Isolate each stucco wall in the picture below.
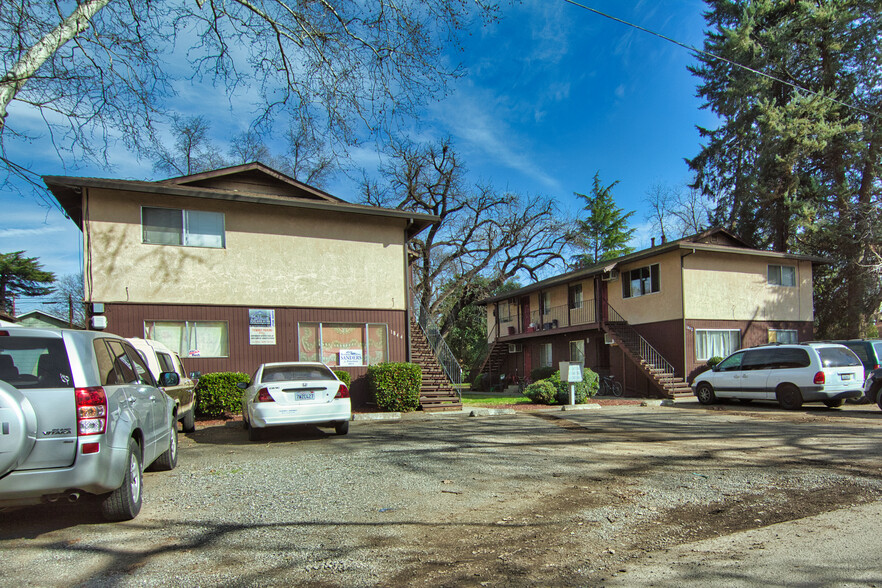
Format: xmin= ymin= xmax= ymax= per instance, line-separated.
xmin=683 ymin=252 xmax=813 ymax=322
xmin=83 ymin=188 xmax=408 ymax=309
xmin=608 ymin=250 xmax=684 ymax=325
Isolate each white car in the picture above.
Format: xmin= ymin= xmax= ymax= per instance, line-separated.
xmin=693 ymin=343 xmax=864 ymax=409
xmin=239 ymin=362 xmax=351 ymax=441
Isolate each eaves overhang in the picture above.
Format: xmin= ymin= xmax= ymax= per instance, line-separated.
xmin=42 ymin=175 xmax=439 ymax=239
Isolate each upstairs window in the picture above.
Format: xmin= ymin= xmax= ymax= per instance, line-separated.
xmin=540 ymin=291 xmax=551 ymax=314
xmin=568 ymin=284 xmax=583 ymax=309
xmin=768 ymin=264 xmax=796 ymax=287
xmin=142 ymin=207 xmax=225 ymax=248
xmin=622 ymin=264 xmax=660 ymax=298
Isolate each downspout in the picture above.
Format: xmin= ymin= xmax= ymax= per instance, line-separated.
xmin=404 ymin=220 xmax=414 ymax=363
xmin=680 ymin=248 xmax=696 ymax=380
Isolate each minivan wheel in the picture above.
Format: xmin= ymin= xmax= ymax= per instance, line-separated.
xmin=823 ymin=399 xmax=844 ymax=408
xmin=696 ymin=383 xmax=716 ymax=405
xmin=777 ymin=384 xmax=803 ymax=410
xmin=101 ymin=438 xmax=143 ymax=521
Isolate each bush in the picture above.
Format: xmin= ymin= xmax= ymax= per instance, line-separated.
xmin=706 ymin=356 xmax=724 ymax=368
xmin=368 ymin=363 xmax=422 ymax=412
xmin=195 ymin=372 xmax=250 ymax=418
xmin=524 ymin=379 xmax=557 ymax=404
xmin=470 ymin=373 xmax=490 ymax=392
xmin=530 ymin=366 xmax=557 ymax=382
xmin=333 ymin=369 xmax=352 ymax=388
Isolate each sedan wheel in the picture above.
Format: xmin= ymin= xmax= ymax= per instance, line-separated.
xmin=823 ymin=399 xmax=844 ymax=408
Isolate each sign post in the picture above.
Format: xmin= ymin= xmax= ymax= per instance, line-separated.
xmin=559 ymin=361 xmax=584 ymax=405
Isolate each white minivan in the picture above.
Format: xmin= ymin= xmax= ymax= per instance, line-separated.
xmin=693 ymin=343 xmax=864 ymax=409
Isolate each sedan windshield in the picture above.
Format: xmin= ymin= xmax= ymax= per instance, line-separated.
xmin=261 ymin=365 xmax=335 ymax=382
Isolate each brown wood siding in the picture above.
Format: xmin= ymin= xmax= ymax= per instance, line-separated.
xmin=684 ymin=319 xmax=813 ymax=383
xmin=102 ymin=303 xmax=406 ymax=407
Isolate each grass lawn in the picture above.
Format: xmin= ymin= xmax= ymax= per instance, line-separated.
xmin=460 ymin=393 xmax=533 ymax=406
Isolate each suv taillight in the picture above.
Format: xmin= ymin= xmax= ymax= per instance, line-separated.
xmin=814 ymin=371 xmax=826 ymax=385
xmin=256 ymin=388 xmax=274 ymax=402
xmin=335 ymin=383 xmax=349 ymax=399
xmin=76 ymin=386 xmax=107 ymax=435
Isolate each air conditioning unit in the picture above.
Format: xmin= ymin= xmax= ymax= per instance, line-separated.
xmin=601 ymin=269 xmax=620 ymax=282
xmin=508 ymin=343 xmax=523 ymax=353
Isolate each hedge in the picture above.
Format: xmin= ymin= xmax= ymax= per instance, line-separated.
xmin=195 ymin=372 xmax=250 ymax=418
xmin=368 ymin=362 xmax=422 ymax=412
xmin=333 ymin=369 xmax=352 ymax=388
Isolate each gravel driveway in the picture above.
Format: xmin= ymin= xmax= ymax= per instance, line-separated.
xmin=1 ymin=402 xmax=881 ymax=586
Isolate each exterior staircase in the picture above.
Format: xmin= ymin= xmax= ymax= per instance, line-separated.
xmin=409 ymin=317 xmax=463 ymax=412
xmin=477 ymin=339 xmax=507 ymax=386
xmin=603 ymin=306 xmax=693 ymax=398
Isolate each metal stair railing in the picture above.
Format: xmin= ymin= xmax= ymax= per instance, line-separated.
xmin=410 ymin=290 xmax=464 ymax=394
xmin=606 ymin=304 xmax=677 ymax=380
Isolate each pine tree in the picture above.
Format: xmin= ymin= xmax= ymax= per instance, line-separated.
xmin=689 ymin=0 xmax=882 ymax=338
xmin=571 ymin=173 xmax=636 ymax=267
xmin=0 ymin=251 xmax=55 ymax=314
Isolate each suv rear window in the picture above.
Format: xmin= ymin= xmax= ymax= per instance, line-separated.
xmin=0 ymin=337 xmax=73 ymax=389
xmin=818 ymin=347 xmax=862 ymax=368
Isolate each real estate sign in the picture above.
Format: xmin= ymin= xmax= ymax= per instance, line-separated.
xmin=248 ymin=309 xmax=276 ymax=345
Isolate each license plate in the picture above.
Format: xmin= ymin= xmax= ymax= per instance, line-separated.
xmin=841 ymin=374 xmax=853 ymax=381
xmin=295 ymin=391 xmax=314 ymax=401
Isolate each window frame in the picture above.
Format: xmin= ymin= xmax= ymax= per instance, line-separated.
xmin=694 ymin=328 xmax=742 ymax=361
xmin=768 ymin=264 xmax=796 ymax=287
xmin=569 ymin=339 xmax=585 ymax=366
xmin=768 ymin=329 xmax=798 ymax=344
xmin=539 ymin=343 xmax=553 ymax=368
xmin=622 ymin=263 xmax=660 ymax=299
xmin=144 ymin=320 xmax=230 ymax=358
xmin=141 ymin=206 xmax=226 ymax=249
xmin=296 ymin=322 xmax=389 ymax=367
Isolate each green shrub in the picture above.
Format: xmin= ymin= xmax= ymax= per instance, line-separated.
xmin=368 ymin=363 xmax=422 ymax=412
xmin=524 ymin=379 xmax=557 ymax=404
xmin=333 ymin=369 xmax=352 ymax=388
xmin=195 ymin=372 xmax=250 ymax=418
xmin=706 ymin=356 xmax=724 ymax=368
xmin=548 ymin=370 xmax=597 ymax=404
xmin=470 ymin=373 xmax=490 ymax=392
xmin=530 ymin=366 xmax=557 ymax=382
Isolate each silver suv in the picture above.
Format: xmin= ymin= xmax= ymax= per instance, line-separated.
xmin=693 ymin=343 xmax=864 ymax=409
xmin=0 ymin=327 xmax=179 ymax=520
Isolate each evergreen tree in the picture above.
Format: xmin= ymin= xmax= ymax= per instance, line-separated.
xmin=689 ymin=0 xmax=882 ymax=338
xmin=571 ymin=173 xmax=636 ymax=267
xmin=0 ymin=251 xmax=55 ymax=314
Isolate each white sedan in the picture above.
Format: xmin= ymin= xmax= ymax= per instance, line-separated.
xmin=239 ymin=362 xmax=351 ymax=441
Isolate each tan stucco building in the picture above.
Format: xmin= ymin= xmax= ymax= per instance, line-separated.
xmin=44 ymin=163 xmax=442 ymax=406
xmin=480 ymin=229 xmax=822 ymax=397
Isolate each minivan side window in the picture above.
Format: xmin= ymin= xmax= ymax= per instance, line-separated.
xmin=716 ymin=352 xmax=744 ymax=372
xmin=741 ymin=350 xmax=771 ymax=371
xmin=768 ymin=348 xmax=811 ymax=369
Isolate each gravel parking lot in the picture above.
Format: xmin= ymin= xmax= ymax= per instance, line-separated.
xmin=1 ymin=401 xmax=881 ymax=587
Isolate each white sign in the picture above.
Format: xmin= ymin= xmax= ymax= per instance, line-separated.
xmin=339 ymin=350 xmax=363 ymax=367
xmin=249 ymin=326 xmax=276 ymax=345
xmin=559 ymin=361 xmax=583 ymax=382
xmin=248 ymin=309 xmax=276 ymax=345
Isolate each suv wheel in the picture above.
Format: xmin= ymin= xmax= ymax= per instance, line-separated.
xmin=181 ymin=408 xmax=196 ymax=433
xmin=150 ymin=422 xmax=178 ymax=471
xmin=101 ymin=438 xmax=143 ymax=521
xmin=776 ymin=384 xmax=803 ymax=410
xmin=696 ymin=383 xmax=716 ymax=405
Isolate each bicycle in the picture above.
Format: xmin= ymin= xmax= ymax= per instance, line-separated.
xmin=598 ymin=374 xmax=623 ymax=397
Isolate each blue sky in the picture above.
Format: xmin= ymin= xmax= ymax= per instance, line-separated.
xmin=1 ymin=0 xmax=716 ymax=310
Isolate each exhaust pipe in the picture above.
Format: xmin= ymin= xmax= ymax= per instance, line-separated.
xmin=67 ymin=491 xmax=80 ymax=503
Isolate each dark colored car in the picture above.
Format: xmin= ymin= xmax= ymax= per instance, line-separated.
xmin=829 ymin=340 xmax=882 ymax=403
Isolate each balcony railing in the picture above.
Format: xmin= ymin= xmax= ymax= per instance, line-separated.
xmin=497 ymin=300 xmax=596 ymax=336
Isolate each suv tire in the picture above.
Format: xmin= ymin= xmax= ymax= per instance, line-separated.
xmin=776 ymin=384 xmax=803 ymax=410
xmin=149 ymin=423 xmax=178 ymax=472
xmin=181 ymin=408 xmax=196 ymax=433
xmin=696 ymin=383 xmax=716 ymax=405
xmin=101 ymin=438 xmax=143 ymax=521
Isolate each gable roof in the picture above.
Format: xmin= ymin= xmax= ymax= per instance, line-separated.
xmin=43 ymin=163 xmax=438 ymax=239
xmin=480 ymin=227 xmax=827 ymax=304
xmin=16 ymin=310 xmax=71 ymax=327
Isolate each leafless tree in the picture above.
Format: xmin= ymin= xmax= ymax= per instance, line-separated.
xmin=152 ymin=115 xmax=228 ymax=176
xmin=644 ymin=181 xmax=713 ymax=240
xmin=0 ymin=0 xmax=499 ymax=188
xmin=363 ymin=139 xmax=570 ymax=336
